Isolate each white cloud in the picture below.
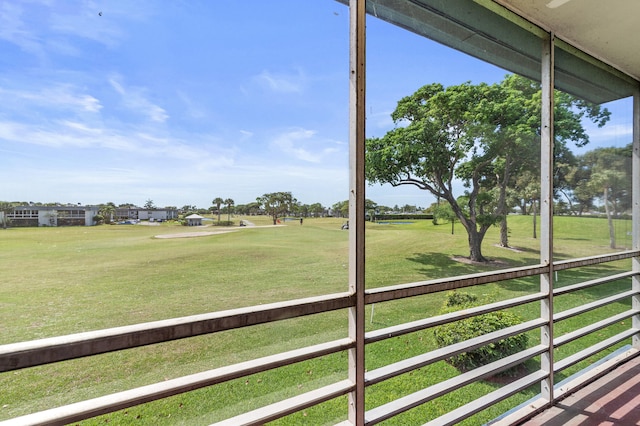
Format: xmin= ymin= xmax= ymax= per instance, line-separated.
xmin=254 ymin=69 xmax=305 ymax=94
xmin=0 ymin=0 xmax=134 ymax=62
xmin=271 ymin=128 xmax=344 ymax=163
xmin=176 ymin=90 xmax=207 ymax=120
xmin=109 ymin=77 xmax=169 ymax=123
xmin=0 ymin=84 xmax=102 ymax=113
xmin=0 ymin=2 xmax=42 ymax=56
xmin=587 ymin=123 xmax=632 ymax=141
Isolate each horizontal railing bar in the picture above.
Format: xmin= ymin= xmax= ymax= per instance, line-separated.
xmin=366 ymin=319 xmax=546 ymax=386
xmin=0 ymin=338 xmax=355 ymax=426
xmin=422 ymin=369 xmax=548 ymax=426
xmin=3 ymin=250 xmax=636 ymax=425
xmin=554 ymin=271 xmax=637 ymax=296
xmin=365 ymin=293 xmax=545 ymax=344
xmin=366 ymin=264 xmax=548 ymax=304
xmin=554 ymin=289 xmax=638 ymax=323
xmin=553 ymin=250 xmax=640 ymax=272
xmin=211 ymin=379 xmax=354 ymax=426
xmin=0 ymin=292 xmax=354 ymax=372
xmin=365 ymin=345 xmax=547 ymax=425
xmin=554 ymin=310 xmax=639 ymax=348
xmin=554 ymin=328 xmax=639 ymax=373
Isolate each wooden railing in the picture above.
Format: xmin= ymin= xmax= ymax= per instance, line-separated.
xmin=2 ymin=250 xmax=639 ymax=425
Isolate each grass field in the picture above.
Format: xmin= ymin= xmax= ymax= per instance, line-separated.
xmin=0 ymin=214 xmax=634 ymax=424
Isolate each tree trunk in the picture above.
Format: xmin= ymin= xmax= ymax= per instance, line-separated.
xmin=445 ymin=182 xmax=488 ymax=263
xmin=467 ymin=227 xmax=487 ymax=262
xmin=532 ymin=198 xmax=537 ymax=239
xmin=604 ymin=188 xmax=616 ymax=249
xmin=499 ymin=218 xmax=509 ymax=247
xmin=497 ymin=154 xmax=511 ymax=248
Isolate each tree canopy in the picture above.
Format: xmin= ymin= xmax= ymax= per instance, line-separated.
xmin=257 ymin=192 xmax=297 ymax=225
xmin=365 ymin=74 xmax=609 ymax=262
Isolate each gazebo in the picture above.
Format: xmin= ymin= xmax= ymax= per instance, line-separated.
xmin=184 ymin=214 xmax=203 ymax=227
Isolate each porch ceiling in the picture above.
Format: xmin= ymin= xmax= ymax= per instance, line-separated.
xmin=495 ymin=0 xmax=640 ymax=84
xmin=342 ymin=0 xmax=639 ymax=104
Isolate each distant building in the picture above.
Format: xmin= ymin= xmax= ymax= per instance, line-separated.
xmin=115 ymin=207 xmax=179 ymax=222
xmin=184 ymin=214 xmax=204 ymax=226
xmin=1 ymin=205 xmax=100 ymax=227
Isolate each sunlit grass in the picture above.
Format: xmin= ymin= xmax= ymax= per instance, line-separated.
xmin=0 ymin=214 xmax=633 ymax=424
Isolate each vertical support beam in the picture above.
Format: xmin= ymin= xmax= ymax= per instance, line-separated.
xmin=632 ymin=86 xmax=640 ymax=348
xmin=348 ymin=0 xmax=366 ymax=424
xmin=540 ymin=32 xmax=555 ymax=403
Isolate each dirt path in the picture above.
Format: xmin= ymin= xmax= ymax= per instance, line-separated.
xmin=154 ymin=222 xmax=281 ymax=239
xmin=154 ymin=229 xmax=237 ymax=239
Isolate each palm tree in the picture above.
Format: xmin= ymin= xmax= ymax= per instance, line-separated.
xmin=213 ymin=197 xmax=224 ymax=223
xmin=99 ymin=202 xmax=116 ymax=224
xmin=224 ymin=198 xmax=234 ymax=222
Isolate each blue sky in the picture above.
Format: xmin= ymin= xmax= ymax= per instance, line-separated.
xmin=0 ymin=1 xmax=632 ymax=210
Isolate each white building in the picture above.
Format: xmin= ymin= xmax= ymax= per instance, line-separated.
xmin=115 ymin=207 xmax=179 ymax=222
xmin=1 ymin=205 xmax=100 ymax=227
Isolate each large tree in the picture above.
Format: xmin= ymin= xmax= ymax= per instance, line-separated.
xmin=257 ymin=192 xmax=296 ymax=225
xmin=365 ymin=75 xmax=608 ymax=262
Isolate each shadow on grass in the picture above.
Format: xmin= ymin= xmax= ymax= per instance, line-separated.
xmin=405 ymin=248 xmax=633 ymax=307
xmin=406 ymin=249 xmax=539 ymax=279
xmin=406 ymin=252 xmax=488 ymax=278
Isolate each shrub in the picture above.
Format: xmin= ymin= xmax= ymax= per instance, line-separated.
xmin=433 ymin=291 xmax=529 ymax=374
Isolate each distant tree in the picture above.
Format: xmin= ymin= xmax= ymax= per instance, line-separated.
xmin=433 ymin=202 xmax=457 ymax=234
xmin=99 ymin=202 xmax=116 ymax=224
xmin=331 ymin=199 xmax=377 ymax=218
xmin=144 ymin=199 xmax=155 ymax=209
xmin=257 ymin=192 xmax=296 ymax=225
xmin=512 ymin=170 xmax=540 ymax=238
xmin=246 ymin=201 xmax=262 ymax=215
xmin=582 ymin=145 xmax=631 ymax=249
xmin=332 ymin=200 xmax=349 ymax=218
xmin=365 ymin=199 xmax=378 ymax=213
xmin=212 ymin=197 xmax=224 ymax=223
xmin=224 ymin=198 xmax=234 ymax=222
xmin=309 ymin=202 xmax=325 ymax=217
xmin=0 ymin=202 xmax=16 ymax=229
xmin=236 ymin=202 xmax=262 ymax=216
xmin=297 ymin=203 xmax=310 ymax=218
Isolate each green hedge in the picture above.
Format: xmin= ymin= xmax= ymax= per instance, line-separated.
xmin=373 ymin=214 xmax=433 ymax=221
xmin=433 ymin=292 xmax=529 ymax=375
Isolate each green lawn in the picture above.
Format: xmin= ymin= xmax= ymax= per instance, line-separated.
xmin=0 ymin=215 xmax=634 ymax=424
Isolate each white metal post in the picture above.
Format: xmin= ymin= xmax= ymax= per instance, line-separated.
xmin=348 ymin=0 xmax=366 ymax=423
xmin=540 ymin=32 xmax=555 ymax=403
xmin=632 ymin=87 xmax=640 ymax=348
